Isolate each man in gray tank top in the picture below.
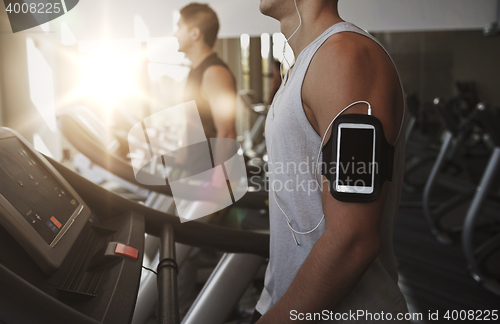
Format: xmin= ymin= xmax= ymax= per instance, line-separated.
xmin=252 ymin=1 xmax=409 ymax=323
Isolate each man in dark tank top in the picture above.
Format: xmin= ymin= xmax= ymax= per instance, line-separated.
xmin=174 ymin=3 xmax=237 ymax=142
xmin=172 ymin=5 xmax=238 ymax=313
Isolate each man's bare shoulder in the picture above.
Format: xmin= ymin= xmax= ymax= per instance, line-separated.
xmin=322 ymin=32 xmax=374 ymax=61
xmin=303 ymin=31 xmax=403 ymax=142
xmin=202 ymin=65 xmax=234 ymax=86
xmin=201 ymin=64 xmax=235 ymax=102
xmin=309 ymin=32 xmax=396 ymax=86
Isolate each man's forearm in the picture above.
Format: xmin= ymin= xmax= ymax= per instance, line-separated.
xmin=258 ymin=232 xmax=379 ymax=323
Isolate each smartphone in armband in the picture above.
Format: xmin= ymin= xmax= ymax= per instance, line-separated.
xmin=322 ymin=114 xmax=394 ymax=203
xmin=336 ymin=123 xmax=376 ymax=194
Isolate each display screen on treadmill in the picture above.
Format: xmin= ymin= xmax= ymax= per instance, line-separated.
xmin=0 ymin=137 xmax=80 ymax=245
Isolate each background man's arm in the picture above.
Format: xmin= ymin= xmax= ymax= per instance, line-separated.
xmin=201 ymin=65 xmax=237 ymax=187
xmin=202 ymin=65 xmax=237 ymax=139
xmin=257 ymin=34 xmax=403 ymax=323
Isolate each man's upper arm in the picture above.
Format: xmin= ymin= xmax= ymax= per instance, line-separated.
xmin=302 ymin=34 xmax=403 ymax=253
xmin=202 ymin=65 xmax=237 ymax=138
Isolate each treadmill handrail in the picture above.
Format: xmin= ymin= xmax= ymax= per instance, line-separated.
xmin=46 ymin=155 xmax=270 ymax=258
xmin=158 ymin=224 xmax=180 ymax=324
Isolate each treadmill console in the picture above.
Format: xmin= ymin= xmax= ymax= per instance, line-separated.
xmin=0 ymin=127 xmax=145 ymax=324
xmin=0 ymin=128 xmax=89 ymax=275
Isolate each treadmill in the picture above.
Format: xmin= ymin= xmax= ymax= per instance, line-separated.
xmin=57 ymin=105 xmax=270 ymax=324
xmin=0 ymin=127 xmax=269 ymax=324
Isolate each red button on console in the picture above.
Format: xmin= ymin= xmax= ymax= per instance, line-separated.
xmin=114 ymin=243 xmax=139 ymax=259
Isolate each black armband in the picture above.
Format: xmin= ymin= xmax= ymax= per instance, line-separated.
xmin=321 ymin=114 xmax=394 ymax=203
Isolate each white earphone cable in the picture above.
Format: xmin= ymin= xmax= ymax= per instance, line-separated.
xmin=280 ymin=0 xmax=302 ymax=82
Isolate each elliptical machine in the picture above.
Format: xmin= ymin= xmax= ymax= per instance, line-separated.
xmin=462 ymin=103 xmax=500 ymax=296
xmin=421 ymin=96 xmax=485 ymax=245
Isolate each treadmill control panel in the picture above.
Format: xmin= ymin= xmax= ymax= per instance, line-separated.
xmin=0 ymin=128 xmax=146 ymax=324
xmin=0 ymin=128 xmax=89 ymax=274
xmin=0 ymin=137 xmax=80 ymax=245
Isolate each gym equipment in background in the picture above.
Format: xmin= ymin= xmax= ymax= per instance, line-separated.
xmin=238 ymin=90 xmax=268 ymax=178
xmin=462 ymin=103 xmax=500 ymax=296
xmin=422 ymin=97 xmax=486 ymax=245
xmin=403 ymin=93 xmax=441 ymax=193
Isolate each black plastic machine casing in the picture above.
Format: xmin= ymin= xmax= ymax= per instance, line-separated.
xmin=0 ymin=128 xmax=145 ymax=324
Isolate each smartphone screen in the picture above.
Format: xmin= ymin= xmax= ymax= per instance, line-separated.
xmin=336 ymin=124 xmax=375 ymax=193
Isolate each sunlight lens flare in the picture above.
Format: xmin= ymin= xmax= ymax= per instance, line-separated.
xmin=78 ymin=41 xmax=142 ymax=109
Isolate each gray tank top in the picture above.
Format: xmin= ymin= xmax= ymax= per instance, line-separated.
xmin=256 ymin=22 xmax=409 ymax=323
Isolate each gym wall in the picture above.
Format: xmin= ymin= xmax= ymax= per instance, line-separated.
xmin=374 ymin=30 xmax=500 ymax=109
xmin=8 ymin=0 xmax=495 ymax=41
xmin=0 ymin=67 xmax=3 ymax=127
xmin=340 ymin=0 xmax=498 ymax=33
